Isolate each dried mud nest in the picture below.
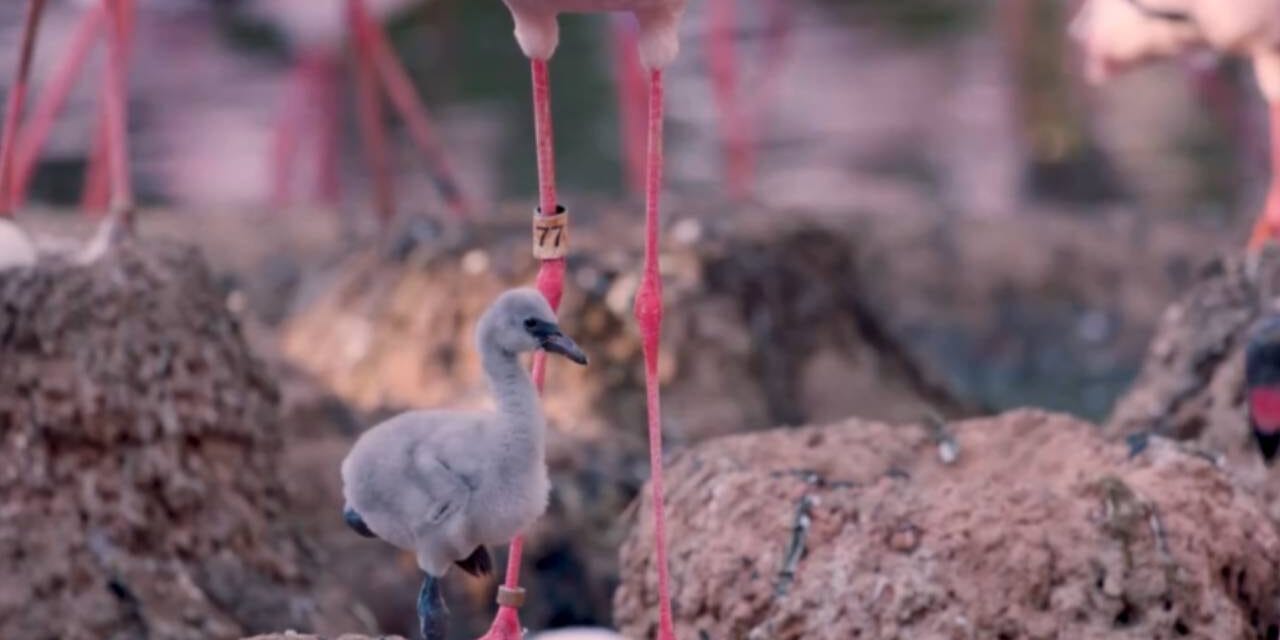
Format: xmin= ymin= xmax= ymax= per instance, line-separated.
xmin=616 ymin=410 xmax=1280 ymax=639
xmin=0 ymin=241 xmax=358 ymax=639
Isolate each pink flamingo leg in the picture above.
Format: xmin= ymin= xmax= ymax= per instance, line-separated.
xmin=101 ymin=0 xmax=135 ymax=230
xmin=11 ymin=4 xmax=103 ymax=209
xmin=310 ymin=54 xmax=344 ymax=206
xmin=1187 ymin=60 xmax=1261 ymax=172
xmin=1248 ymin=103 xmax=1280 ymax=251
xmin=635 ymin=68 xmax=676 ymax=640
xmin=611 ymin=15 xmax=647 ymax=196
xmin=478 ymin=56 xmax=560 ymax=640
xmin=82 ymin=105 xmax=110 ymax=216
xmin=360 ymin=9 xmax=471 ymax=218
xmin=530 ymin=58 xmax=564 ymax=367
xmin=0 ymin=0 xmax=48 ymax=218
xmin=270 ymin=55 xmax=309 ymax=209
xmin=348 ymin=0 xmax=396 ymax=227
xmin=749 ymin=0 xmax=791 ymax=126
xmin=707 ymin=0 xmax=752 ymax=200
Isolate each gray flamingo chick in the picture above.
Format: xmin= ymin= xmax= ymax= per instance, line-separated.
xmin=340 ymin=288 xmax=588 ymax=640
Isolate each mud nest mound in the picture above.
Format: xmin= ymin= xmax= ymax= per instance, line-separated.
xmin=1105 ymin=247 xmax=1280 ymax=514
xmin=1105 ymin=249 xmax=1280 ymax=445
xmin=0 ymin=241 xmax=357 ymax=639
xmin=616 ymin=410 xmax=1280 ymax=639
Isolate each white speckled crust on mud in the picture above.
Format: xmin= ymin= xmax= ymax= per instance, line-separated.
xmin=616 ymin=409 xmax=1280 ymax=639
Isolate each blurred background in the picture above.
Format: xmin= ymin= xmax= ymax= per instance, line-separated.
xmin=1 ymin=0 xmax=1264 ymax=418
xmin=0 ymin=0 xmax=1270 ymax=637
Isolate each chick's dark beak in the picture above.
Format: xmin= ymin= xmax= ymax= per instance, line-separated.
xmin=528 ymin=319 xmax=589 ymax=365
xmin=542 ymin=333 xmax=589 ymax=365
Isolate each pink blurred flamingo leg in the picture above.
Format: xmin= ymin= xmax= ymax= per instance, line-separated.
xmin=11 ymin=4 xmax=103 ymax=209
xmin=0 ymin=0 xmax=48 ymax=218
xmin=611 ymin=14 xmax=647 ymax=195
xmin=99 ymin=0 xmax=135 ymax=234
xmin=309 ymin=53 xmax=344 ymax=207
xmin=1186 ymin=58 xmax=1261 ymax=171
xmin=748 ymin=0 xmax=792 ymax=126
xmin=269 ymin=55 xmax=309 ymax=209
xmin=82 ymin=104 xmax=110 ymax=216
xmin=1248 ymin=103 xmax=1280 ymax=251
xmin=477 ymin=56 xmax=560 ymax=640
xmin=359 ymin=8 xmax=471 ymax=218
xmin=348 ymin=0 xmax=396 ymax=227
xmin=707 ymin=0 xmax=751 ymax=200
xmin=635 ymin=67 xmax=676 ymax=640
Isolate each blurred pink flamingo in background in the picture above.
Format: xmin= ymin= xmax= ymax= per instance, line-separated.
xmin=243 ymin=0 xmax=471 ymax=226
xmin=1071 ymin=0 xmax=1280 ymax=250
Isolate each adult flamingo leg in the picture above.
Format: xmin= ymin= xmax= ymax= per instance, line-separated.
xmin=749 ymin=0 xmax=792 ymax=125
xmin=348 ymin=0 xmax=396 ymax=227
xmin=360 ymin=9 xmax=471 ymax=218
xmin=635 ymin=68 xmax=676 ymax=640
xmin=477 ymin=57 xmax=561 ymax=640
xmin=310 ymin=54 xmax=344 ymax=207
xmin=100 ymin=0 xmax=136 ymax=235
xmin=10 ymin=4 xmax=103 ymax=209
xmin=269 ymin=55 xmax=310 ymax=209
xmin=611 ymin=15 xmax=647 ymax=195
xmin=1247 ymin=104 xmax=1280 ymax=251
xmin=707 ymin=0 xmax=752 ymax=200
xmin=82 ymin=107 xmax=110 ymax=216
xmin=0 ymin=0 xmax=49 ymax=217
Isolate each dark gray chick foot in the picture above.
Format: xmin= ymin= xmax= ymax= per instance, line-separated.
xmin=418 ymin=575 xmax=448 ymax=640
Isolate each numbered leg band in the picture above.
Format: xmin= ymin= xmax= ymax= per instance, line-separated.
xmin=496 ymin=585 xmax=527 ymax=608
xmin=533 ymin=205 xmax=568 ymax=260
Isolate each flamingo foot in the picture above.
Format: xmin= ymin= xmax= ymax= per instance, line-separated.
xmin=77 ymin=204 xmax=134 ymax=263
xmin=1247 ymin=191 xmax=1280 ymax=253
xmin=476 ymin=606 xmax=522 ymax=640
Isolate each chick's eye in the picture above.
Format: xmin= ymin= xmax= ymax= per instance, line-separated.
xmin=523 ymin=318 xmax=538 ymax=329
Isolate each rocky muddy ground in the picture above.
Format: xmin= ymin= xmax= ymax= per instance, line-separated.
xmin=0 ymin=241 xmax=365 ymax=639
xmin=0 ymin=203 xmax=1255 ymax=638
xmin=616 ymin=409 xmax=1280 ymax=639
